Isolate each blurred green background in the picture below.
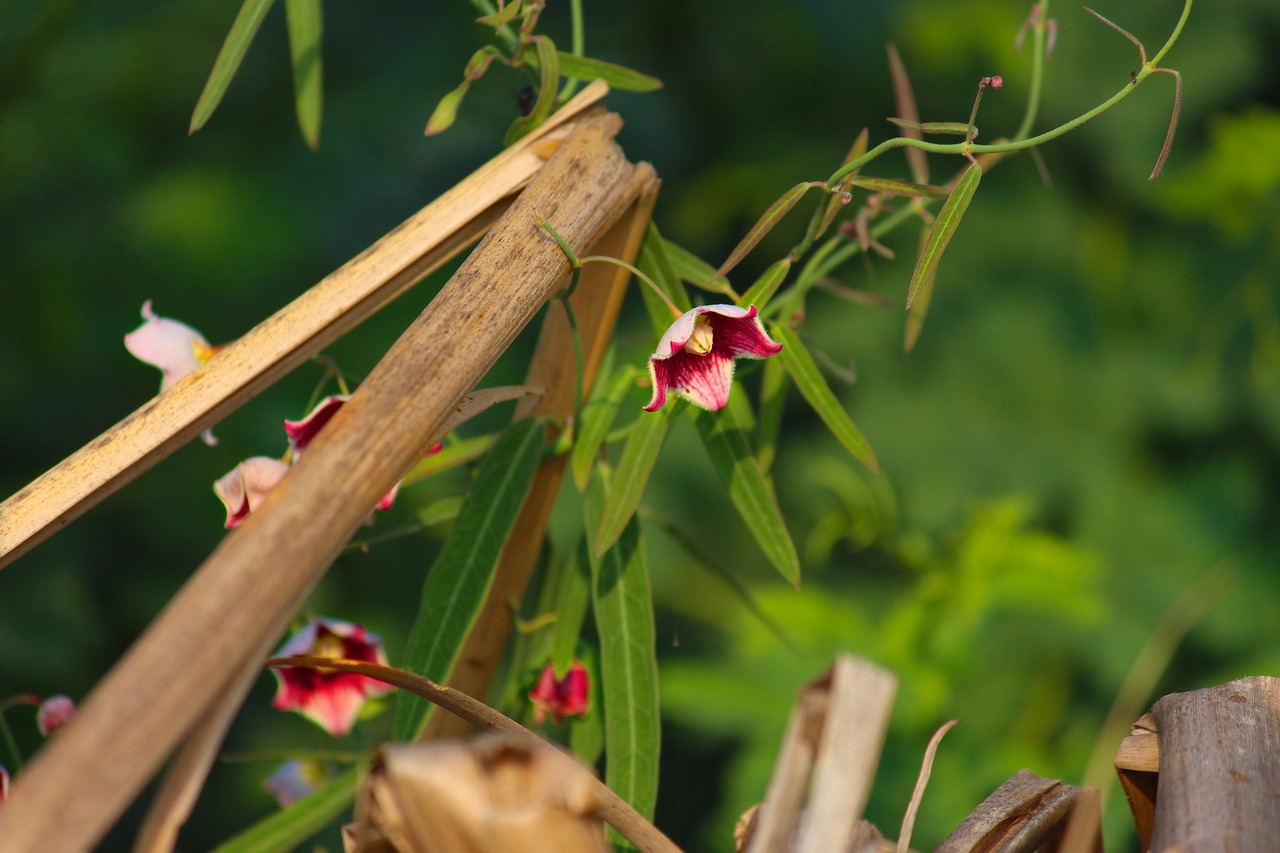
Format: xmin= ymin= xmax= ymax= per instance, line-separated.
xmin=3 ymin=0 xmax=1280 ymax=849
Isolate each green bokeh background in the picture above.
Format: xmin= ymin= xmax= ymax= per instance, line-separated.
xmin=3 ymin=0 xmax=1279 ymax=849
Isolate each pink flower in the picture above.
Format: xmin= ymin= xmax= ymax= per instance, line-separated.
xmin=529 ymin=661 xmax=590 ymax=725
xmin=263 ymin=760 xmax=333 ymax=807
xmin=644 ymin=305 xmax=783 ymax=412
xmin=0 ymin=764 xmax=9 ymax=803
xmin=213 ymin=456 xmax=291 ymax=529
xmin=35 ymin=695 xmax=76 ymax=736
xmin=270 ymin=618 xmax=393 ymax=737
xmin=124 ymin=300 xmax=220 ymax=445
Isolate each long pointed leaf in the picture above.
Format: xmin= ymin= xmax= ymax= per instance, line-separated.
xmin=585 ymin=473 xmax=659 ymax=831
xmin=190 ymin=0 xmax=278 ymax=134
xmin=211 ymin=767 xmax=358 ymax=853
xmin=285 ymin=0 xmax=322 ymax=149
xmin=505 ymin=35 xmax=559 ymax=144
xmin=557 ymin=52 xmax=662 ymax=92
xmin=425 ymin=46 xmax=502 ymax=136
xmin=593 ymin=407 xmax=670 ymax=557
xmin=904 ymin=225 xmax=936 ymax=353
xmin=664 ymin=239 xmax=733 ymax=297
xmin=756 ymin=354 xmax=789 ymax=473
xmin=636 ymin=225 xmax=692 ymax=333
xmin=572 ymin=363 xmax=638 ymax=491
xmin=905 ymin=162 xmax=981 ymax=309
xmin=713 ymin=182 xmax=821 ymax=283
xmin=394 ymin=419 xmax=546 ymax=741
xmin=848 ymin=176 xmax=948 ymax=199
xmin=773 ymin=324 xmax=878 ymax=472
xmin=695 ymin=405 xmax=801 ymax=587
xmin=738 ymin=257 xmax=791 ymax=311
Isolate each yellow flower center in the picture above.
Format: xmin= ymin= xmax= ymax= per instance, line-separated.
xmin=314 ymin=633 xmax=346 ymax=660
xmin=686 ymin=316 xmax=714 ymax=355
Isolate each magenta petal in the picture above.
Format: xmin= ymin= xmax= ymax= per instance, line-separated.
xmin=0 ymin=764 xmax=9 ymax=802
xmin=284 ymin=395 xmax=349 ymax=454
xmin=124 ymin=300 xmax=213 ymax=392
xmin=644 ymin=304 xmax=781 ymax=412
xmin=672 ymin=351 xmax=736 ymax=411
xmin=214 ymin=456 xmax=290 ymax=529
xmin=270 ymin=618 xmax=393 ymax=737
xmin=36 ymin=695 xmax=76 ymax=736
xmin=707 ymin=306 xmax=783 ymax=359
xmin=529 ymin=661 xmax=590 ymax=725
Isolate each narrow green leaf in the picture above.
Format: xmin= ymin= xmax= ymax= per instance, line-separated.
xmin=713 ymin=182 xmax=821 ymax=283
xmin=905 ymin=162 xmax=982 ymax=309
xmin=585 ymin=473 xmax=659 ymax=829
xmin=593 ymin=408 xmax=670 ymax=558
xmin=886 ymin=43 xmax=929 ymax=184
xmin=573 ymin=363 xmax=638 ymax=491
xmin=550 ymin=546 xmax=592 ymax=674
xmin=568 ymin=641 xmax=605 ymax=767
xmin=400 ymin=432 xmax=496 ymax=487
xmin=756 ymin=354 xmax=789 ymax=473
xmin=394 ymin=419 xmax=546 ymax=741
xmin=505 ymin=35 xmax=559 ymax=144
xmin=285 ymin=0 xmax=322 ymax=149
xmin=904 ymin=225 xmax=935 ymax=353
xmin=806 ymin=129 xmax=868 ymax=247
xmin=848 ymin=176 xmax=948 ymax=199
xmin=476 ymin=0 xmax=522 ymax=29
xmin=773 ymin=324 xmax=878 ymax=472
xmin=665 ymin=239 xmax=732 ymax=297
xmin=190 ymin=0 xmax=278 ymax=135
xmin=887 ymin=117 xmax=975 ymax=136
xmin=211 ymin=766 xmax=358 ymax=853
xmin=695 ymin=405 xmax=801 ymax=587
xmin=425 ymin=46 xmax=501 ymax=135
xmin=636 ymin=228 xmax=690 ymax=334
xmin=738 ymin=257 xmax=792 ymax=311
xmin=556 ymin=52 xmax=662 ymax=91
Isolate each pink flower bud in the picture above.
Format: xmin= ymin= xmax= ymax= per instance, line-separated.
xmin=36 ymin=694 xmax=76 ymax=736
xmin=529 ymin=661 xmax=590 ymax=725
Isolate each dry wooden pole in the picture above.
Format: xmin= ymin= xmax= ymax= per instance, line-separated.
xmin=0 ymin=81 xmax=608 ymax=571
xmin=425 ymin=171 xmax=660 ymax=741
xmin=935 ymin=769 xmax=1101 ymax=853
xmin=1113 ymin=712 xmax=1159 ymax=852
xmin=1148 ymin=676 xmax=1280 ymax=852
xmin=0 ymin=107 xmax=642 ymax=853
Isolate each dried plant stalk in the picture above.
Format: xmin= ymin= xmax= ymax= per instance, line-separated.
xmin=0 ymin=107 xmax=642 ymax=853
xmin=934 ymin=769 xmax=1101 ymax=852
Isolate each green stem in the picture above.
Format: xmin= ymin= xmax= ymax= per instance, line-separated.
xmin=1 ymin=710 xmax=23 ymax=773
xmin=466 ymin=0 xmax=519 ymax=52
xmin=561 ymin=296 xmax=585 ymax=445
xmin=1013 ymin=0 xmax=1049 ymax=141
xmin=558 ymin=0 xmax=585 ymax=101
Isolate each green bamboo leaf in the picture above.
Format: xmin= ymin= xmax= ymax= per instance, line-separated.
xmin=550 ymin=546 xmax=591 ymax=674
xmin=572 ymin=363 xmax=638 ymax=491
xmin=904 ymin=225 xmax=935 ymax=353
xmin=695 ymin=405 xmax=801 ymax=587
xmin=773 ymin=324 xmax=878 ymax=472
xmin=585 ymin=473 xmax=659 ymax=830
xmin=593 ymin=407 xmax=670 ymax=558
xmin=756 ymin=354 xmax=789 ymax=473
xmin=568 ymin=641 xmax=605 ymax=767
xmin=476 ymin=0 xmax=522 ymax=29
xmin=738 ymin=257 xmax=792 ymax=310
xmin=905 ymin=162 xmax=982 ymax=309
xmin=425 ymin=46 xmax=501 ymax=136
xmin=713 ymin=182 xmax=821 ymax=283
xmin=665 ymin=239 xmax=733 ymax=297
xmin=636 ymin=228 xmax=690 ymax=334
xmin=400 ymin=432 xmax=496 ymax=487
xmin=394 ymin=419 xmax=546 ymax=741
xmin=848 ymin=176 xmax=948 ymax=199
xmin=211 ymin=766 xmax=358 ymax=853
xmin=190 ymin=0 xmax=278 ymax=135
xmin=285 ymin=0 xmax=322 ymax=149
xmin=887 ymin=117 xmax=975 ymax=136
xmin=505 ymin=35 xmax=559 ymax=144
xmin=808 ymin=129 xmax=869 ymax=244
xmin=556 ymin=52 xmax=662 ymax=91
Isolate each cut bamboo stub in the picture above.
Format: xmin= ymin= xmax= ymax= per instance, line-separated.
xmin=0 ymin=106 xmax=646 ymax=853
xmin=0 ymin=79 xmax=610 ymax=571
xmin=934 ymin=770 xmax=1102 ymax=853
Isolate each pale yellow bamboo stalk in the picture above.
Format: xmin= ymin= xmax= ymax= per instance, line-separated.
xmin=0 ymin=107 xmax=640 ymax=853
xmin=0 ymin=80 xmax=609 ymax=571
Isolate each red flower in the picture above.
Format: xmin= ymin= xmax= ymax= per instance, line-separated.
xmin=269 ymin=618 xmax=393 ymax=737
xmin=35 ymin=695 xmax=76 ymax=736
xmin=644 ymin=305 xmax=782 ymax=412
xmin=529 ymin=661 xmax=590 ymax=725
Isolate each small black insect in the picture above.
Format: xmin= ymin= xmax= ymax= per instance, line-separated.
xmin=515 ymin=85 xmax=535 ymax=117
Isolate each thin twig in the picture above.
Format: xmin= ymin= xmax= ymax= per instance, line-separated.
xmin=1083 ymin=5 xmax=1147 ymax=65
xmin=1149 ymin=67 xmax=1183 ymax=179
xmin=896 ymin=719 xmax=958 ymax=853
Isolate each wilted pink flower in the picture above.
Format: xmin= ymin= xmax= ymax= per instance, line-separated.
xmin=644 ymin=305 xmax=783 ymax=412
xmin=35 ymin=694 xmax=76 ymax=736
xmin=124 ymin=300 xmax=221 ymax=445
xmin=213 ymin=456 xmax=291 ymax=529
xmin=270 ymin=617 xmax=393 ymax=737
xmin=263 ymin=759 xmax=333 ymax=807
xmin=529 ymin=661 xmax=590 ymax=725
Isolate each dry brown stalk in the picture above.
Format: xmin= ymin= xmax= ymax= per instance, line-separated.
xmin=0 ymin=79 xmax=608 ymax=571
xmin=1113 ymin=713 xmax=1158 ymax=851
xmin=0 ymin=105 xmax=645 ymax=853
xmin=934 ymin=769 xmax=1101 ymax=853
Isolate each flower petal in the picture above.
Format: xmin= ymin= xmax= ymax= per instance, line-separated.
xmin=706 ymin=305 xmax=782 ymax=359
xmin=214 ymin=456 xmax=290 ymax=529
xmin=644 ymin=304 xmax=781 ymax=412
xmin=124 ymin=300 xmax=214 ymax=393
xmin=270 ymin=618 xmax=393 ymax=737
xmin=284 ymin=395 xmax=349 ymax=454
xmin=36 ymin=695 xmax=76 ymax=736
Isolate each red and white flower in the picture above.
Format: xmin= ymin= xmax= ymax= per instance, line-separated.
xmin=528 ymin=660 xmax=590 ymax=725
xmin=269 ymin=618 xmax=393 ymax=737
xmin=124 ymin=300 xmax=221 ymax=445
xmin=644 ymin=304 xmax=782 ymax=412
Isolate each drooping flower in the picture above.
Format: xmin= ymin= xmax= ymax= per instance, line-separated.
xmin=124 ymin=300 xmax=221 ymax=445
xmin=213 ymin=456 xmax=291 ymax=529
xmin=263 ymin=759 xmax=334 ymax=807
xmin=269 ymin=617 xmax=393 ymax=737
xmin=528 ymin=661 xmax=590 ymax=725
xmin=644 ymin=304 xmax=783 ymax=413
xmin=35 ymin=694 xmax=76 ymax=736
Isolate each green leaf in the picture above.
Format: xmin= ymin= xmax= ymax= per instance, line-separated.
xmin=593 ymin=407 xmax=670 ymax=557
xmin=695 ymin=405 xmax=801 ymax=587
xmin=904 ymin=225 xmax=935 ymax=353
xmin=756 ymin=354 xmax=789 ymax=473
xmin=190 ymin=0 xmax=278 ymax=135
xmin=573 ymin=363 xmax=638 ymax=491
xmin=505 ymin=35 xmax=559 ymax=145
xmin=713 ymin=182 xmax=820 ymax=283
xmin=425 ymin=46 xmax=501 ymax=136
xmin=211 ymin=766 xmax=358 ymax=853
xmin=848 ymin=176 xmax=948 ymax=199
xmin=773 ymin=324 xmax=878 ymax=472
xmin=556 ymin=52 xmax=662 ymax=91
xmin=285 ymin=0 xmax=322 ymax=150
xmin=394 ymin=419 xmax=546 ymax=741
xmin=585 ymin=472 xmax=660 ymax=829
xmin=906 ymin=162 xmax=982 ymax=309
xmin=738 ymin=257 xmax=792 ymax=311
xmin=550 ymin=546 xmax=592 ymax=674
xmin=475 ymin=0 xmax=522 ymax=29
xmin=887 ymin=117 xmax=975 ymax=136
xmin=664 ymin=239 xmax=735 ymax=298
xmin=636 ymin=225 xmax=691 ymax=333
xmin=568 ymin=641 xmax=605 ymax=767
xmin=400 ymin=432 xmax=496 ymax=487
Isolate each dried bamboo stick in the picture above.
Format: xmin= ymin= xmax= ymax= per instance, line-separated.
xmin=0 ymin=80 xmax=609 ymax=571
xmin=0 ymin=107 xmax=640 ymax=853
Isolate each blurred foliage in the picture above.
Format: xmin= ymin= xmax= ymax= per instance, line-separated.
xmin=3 ymin=0 xmax=1280 ymax=851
